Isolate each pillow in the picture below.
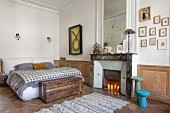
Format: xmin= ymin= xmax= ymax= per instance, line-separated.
xmin=14 ymin=63 xmax=33 ymax=71
xmin=33 ymin=63 xmax=47 ymax=70
xmin=45 ymin=62 xmax=55 ymax=69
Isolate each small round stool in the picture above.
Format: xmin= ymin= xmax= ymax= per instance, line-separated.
xmin=130 ymin=76 xmax=144 ymax=102
xmin=136 ymin=90 xmax=150 ymax=108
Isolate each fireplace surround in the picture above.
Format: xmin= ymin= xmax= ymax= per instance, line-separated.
xmin=90 ymin=53 xmax=134 ymax=98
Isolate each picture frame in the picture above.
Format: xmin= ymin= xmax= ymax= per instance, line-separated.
xmin=139 ymin=6 xmax=151 ymax=22
xmin=69 ymin=24 xmax=82 ymax=55
xmin=161 ymin=17 xmax=169 ymax=26
xmin=153 ymin=15 xmax=161 ymax=24
xmin=149 ymin=27 xmax=156 ymax=36
xmin=141 ymin=39 xmax=147 ymax=47
xmin=117 ymin=45 xmax=122 ymax=53
xmin=138 ymin=26 xmax=147 ymax=37
xmin=157 ymin=39 xmax=167 ymax=50
xmin=149 ymin=38 xmax=156 ymax=46
xmin=159 ymin=28 xmax=167 ymax=37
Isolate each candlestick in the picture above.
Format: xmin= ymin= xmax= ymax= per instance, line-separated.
xmin=111 ymin=85 xmax=113 ymax=90
xmin=107 ymin=84 xmax=110 ymax=90
xmin=114 ymin=84 xmax=117 ymax=90
xmin=117 ymin=86 xmax=120 ymax=91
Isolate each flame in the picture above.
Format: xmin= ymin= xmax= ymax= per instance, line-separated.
xmin=114 ymin=84 xmax=117 ymax=90
xmin=107 ymin=84 xmax=110 ymax=90
xmin=117 ymin=86 xmax=120 ymax=91
xmin=111 ymin=85 xmax=113 ymax=90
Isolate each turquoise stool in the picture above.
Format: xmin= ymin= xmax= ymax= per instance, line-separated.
xmin=130 ymin=76 xmax=144 ymax=102
xmin=136 ymin=90 xmax=150 ymax=108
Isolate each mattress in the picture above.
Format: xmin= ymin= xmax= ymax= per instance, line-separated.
xmin=22 ymin=87 xmax=39 ymax=101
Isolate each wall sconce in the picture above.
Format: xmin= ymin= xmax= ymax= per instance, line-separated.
xmin=15 ymin=33 xmax=21 ymax=40
xmin=47 ymin=37 xmax=52 ymax=42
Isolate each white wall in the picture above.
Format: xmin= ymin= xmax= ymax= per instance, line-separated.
xmin=138 ymin=0 xmax=170 ymax=66
xmin=0 ymin=0 xmax=59 ymax=59
xmin=59 ymin=0 xmax=96 ymax=61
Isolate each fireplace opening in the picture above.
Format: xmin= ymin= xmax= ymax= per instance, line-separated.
xmin=103 ymin=69 xmax=121 ymax=94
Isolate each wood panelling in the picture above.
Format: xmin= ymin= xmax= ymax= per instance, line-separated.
xmin=0 ymin=59 xmax=2 ymax=73
xmin=138 ymin=65 xmax=170 ymax=103
xmin=54 ymin=60 xmax=91 ymax=84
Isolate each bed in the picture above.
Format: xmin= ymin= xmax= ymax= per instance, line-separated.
xmin=3 ymin=57 xmax=83 ymax=101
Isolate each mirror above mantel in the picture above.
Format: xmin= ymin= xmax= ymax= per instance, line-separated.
xmin=104 ymin=0 xmax=126 ymax=52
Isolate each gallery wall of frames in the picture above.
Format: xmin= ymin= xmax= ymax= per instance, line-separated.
xmin=138 ymin=6 xmax=169 ymax=50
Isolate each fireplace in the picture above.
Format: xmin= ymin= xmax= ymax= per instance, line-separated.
xmin=90 ymin=53 xmax=136 ymax=98
xmin=103 ymin=69 xmax=121 ymax=94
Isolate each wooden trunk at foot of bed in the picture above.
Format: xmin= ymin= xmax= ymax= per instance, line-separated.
xmin=39 ymin=77 xmax=83 ymax=103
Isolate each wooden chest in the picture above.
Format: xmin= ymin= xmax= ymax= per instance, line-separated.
xmin=39 ymin=77 xmax=83 ymax=103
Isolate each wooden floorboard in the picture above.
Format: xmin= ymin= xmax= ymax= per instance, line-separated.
xmin=0 ymin=85 xmax=170 ymax=113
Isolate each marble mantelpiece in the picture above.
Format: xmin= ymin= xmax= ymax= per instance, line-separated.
xmin=90 ymin=53 xmax=134 ymax=98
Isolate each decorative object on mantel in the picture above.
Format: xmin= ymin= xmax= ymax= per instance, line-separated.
xmin=69 ymin=24 xmax=82 ymax=55
xmin=93 ymin=42 xmax=101 ymax=54
xmin=157 ymin=39 xmax=167 ymax=50
xmin=153 ymin=15 xmax=161 ymax=24
xmin=104 ymin=42 xmax=112 ymax=53
xmin=159 ymin=28 xmax=167 ymax=37
xmin=15 ymin=33 xmax=21 ymax=40
xmin=123 ymin=29 xmax=136 ymax=53
xmin=36 ymin=93 xmax=129 ymax=113
xmin=139 ymin=6 xmax=151 ymax=22
xmin=117 ymin=45 xmax=123 ymax=53
xmin=161 ymin=17 xmax=169 ymax=26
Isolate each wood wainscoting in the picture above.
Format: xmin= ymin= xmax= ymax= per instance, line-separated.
xmin=0 ymin=59 xmax=2 ymax=73
xmin=138 ymin=65 xmax=170 ymax=103
xmin=54 ymin=60 xmax=91 ymax=84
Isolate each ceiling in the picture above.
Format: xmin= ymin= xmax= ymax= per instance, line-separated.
xmin=22 ymin=0 xmax=76 ymax=10
xmin=104 ymin=0 xmax=126 ymax=19
xmin=22 ymin=0 xmax=126 ymax=15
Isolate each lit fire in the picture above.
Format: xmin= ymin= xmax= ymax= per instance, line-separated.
xmin=107 ymin=84 xmax=119 ymax=91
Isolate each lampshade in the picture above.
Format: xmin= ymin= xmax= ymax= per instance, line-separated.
xmin=123 ymin=29 xmax=136 ymax=35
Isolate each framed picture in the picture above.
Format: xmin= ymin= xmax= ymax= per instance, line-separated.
xmin=69 ymin=24 xmax=82 ymax=55
xmin=159 ymin=28 xmax=167 ymax=37
xmin=141 ymin=39 xmax=147 ymax=47
xmin=139 ymin=6 xmax=151 ymax=22
xmin=149 ymin=38 xmax=156 ymax=46
xmin=157 ymin=39 xmax=167 ymax=50
xmin=138 ymin=26 xmax=147 ymax=37
xmin=153 ymin=15 xmax=161 ymax=24
xmin=161 ymin=17 xmax=169 ymax=26
xmin=117 ymin=45 xmax=122 ymax=53
xmin=149 ymin=27 xmax=156 ymax=36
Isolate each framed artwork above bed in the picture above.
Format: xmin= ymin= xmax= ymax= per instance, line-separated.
xmin=69 ymin=24 xmax=82 ymax=55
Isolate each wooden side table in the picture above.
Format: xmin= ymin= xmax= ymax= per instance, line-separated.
xmin=0 ymin=73 xmax=8 ymax=86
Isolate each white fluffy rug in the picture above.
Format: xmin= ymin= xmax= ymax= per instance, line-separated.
xmin=36 ymin=93 xmax=129 ymax=113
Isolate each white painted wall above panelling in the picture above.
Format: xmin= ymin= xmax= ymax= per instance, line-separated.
xmin=59 ymin=0 xmax=96 ymax=61
xmin=138 ymin=0 xmax=170 ymax=66
xmin=0 ymin=0 xmax=59 ymax=59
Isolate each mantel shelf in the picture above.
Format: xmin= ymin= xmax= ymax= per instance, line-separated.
xmin=90 ymin=53 xmax=135 ymax=61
